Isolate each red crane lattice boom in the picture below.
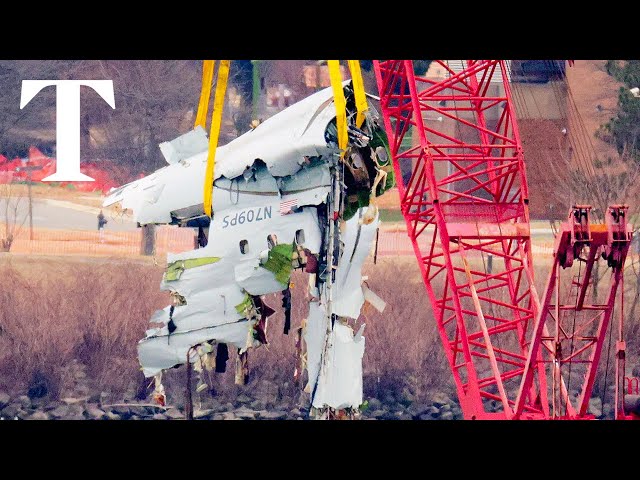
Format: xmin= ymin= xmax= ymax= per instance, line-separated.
xmin=519 ymin=205 xmax=633 ymax=419
xmin=372 ymin=60 xmax=634 ymax=420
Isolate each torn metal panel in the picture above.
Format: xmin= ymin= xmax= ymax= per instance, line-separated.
xmin=304 ymin=301 xmax=365 ymax=410
xmin=104 ymin=85 xmax=345 ymax=225
xmin=138 ymin=206 xmax=324 ymax=374
xmin=211 ymin=164 xmax=280 ymax=213
xmin=106 ymin=80 xmax=394 ymax=417
xmin=303 ymin=301 xmax=329 ymax=399
xmin=234 ymin=259 xmax=285 ymax=296
xmin=165 ymin=256 xmax=220 ymax=281
xmin=103 ymin=153 xmax=207 ymax=225
xmin=211 ymin=85 xmax=342 ymax=180
xmin=139 ymin=320 xmax=254 ymax=377
xmin=313 ymin=321 xmax=365 ymax=410
xmin=362 ymin=285 xmax=387 ymax=313
xmin=206 ymin=205 xmax=323 ymax=256
xmin=277 ymin=160 xmax=331 ymax=193
xmin=210 ymin=161 xmax=330 ymax=215
xmin=331 ymin=209 xmax=380 ymax=319
xmin=159 ymin=126 xmax=209 ymax=165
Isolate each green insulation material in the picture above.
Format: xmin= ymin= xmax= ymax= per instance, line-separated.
xmin=164 ymin=256 xmax=221 ymax=281
xmin=261 ymin=243 xmax=294 ymax=285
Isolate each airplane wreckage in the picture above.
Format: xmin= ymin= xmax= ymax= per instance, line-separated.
xmin=104 ymin=82 xmax=394 ymax=418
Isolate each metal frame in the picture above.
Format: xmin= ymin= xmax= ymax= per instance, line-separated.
xmin=373 ymin=60 xmax=634 ymax=420
xmin=518 ymin=205 xmax=632 ymax=419
xmin=374 ymin=60 xmax=543 ymax=419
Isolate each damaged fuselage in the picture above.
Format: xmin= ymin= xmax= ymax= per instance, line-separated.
xmin=104 ymin=81 xmax=393 ymax=415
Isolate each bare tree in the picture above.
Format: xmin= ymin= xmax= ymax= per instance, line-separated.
xmin=0 ymin=60 xmax=83 ymax=157
xmin=70 ymin=60 xmax=203 ymax=178
xmin=543 ymin=143 xmax=640 ymax=223
xmin=0 ymin=183 xmax=28 ymax=252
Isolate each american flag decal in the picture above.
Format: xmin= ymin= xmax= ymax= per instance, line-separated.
xmin=279 ymin=199 xmax=298 ymax=215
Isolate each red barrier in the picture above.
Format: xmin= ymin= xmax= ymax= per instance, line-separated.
xmin=0 ymin=146 xmax=129 ymax=194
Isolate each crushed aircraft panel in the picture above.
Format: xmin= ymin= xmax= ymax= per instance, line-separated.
xmin=105 ymin=81 xmax=393 ymax=415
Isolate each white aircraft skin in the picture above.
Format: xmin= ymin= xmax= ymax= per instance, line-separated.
xmin=104 ymin=82 xmax=390 ymax=414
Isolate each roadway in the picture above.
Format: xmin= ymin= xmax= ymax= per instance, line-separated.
xmin=8 ymin=198 xmax=138 ymax=232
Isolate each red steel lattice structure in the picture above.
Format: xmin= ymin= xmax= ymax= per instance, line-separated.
xmin=520 ymin=205 xmax=633 ymax=419
xmin=374 ymin=60 xmax=545 ymax=419
xmin=373 ymin=60 xmax=635 ymax=420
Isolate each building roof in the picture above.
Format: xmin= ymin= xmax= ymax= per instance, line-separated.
xmin=426 ymin=60 xmax=512 ymax=83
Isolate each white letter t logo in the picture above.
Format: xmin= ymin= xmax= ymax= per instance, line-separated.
xmin=20 ymin=80 xmax=116 ymax=182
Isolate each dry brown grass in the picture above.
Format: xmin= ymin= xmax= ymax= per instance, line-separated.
xmin=6 ymin=184 xmax=106 ymax=207
xmin=0 ymin=255 xmax=168 ymax=399
xmin=0 ymin=253 xmax=637 ymax=409
xmin=0 ymin=254 xmax=451 ymax=405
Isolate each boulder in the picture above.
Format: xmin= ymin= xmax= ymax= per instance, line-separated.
xmin=165 ymin=409 xmax=184 ymax=420
xmin=193 ymin=409 xmax=215 ymax=419
xmin=110 ymin=406 xmax=132 ymax=419
xmin=85 ymin=406 xmax=106 ymax=420
xmin=440 ymin=411 xmax=454 ymax=420
xmin=235 ymin=409 xmax=256 ymax=419
xmin=2 ymin=403 xmax=22 ymax=418
xmin=258 ymin=410 xmax=287 ymax=420
xmin=407 ymin=403 xmax=431 ymax=418
xmin=66 ymin=413 xmax=86 ymax=421
xmin=367 ymin=398 xmax=382 ymax=410
xmin=61 ymin=397 xmax=88 ymax=406
xmin=30 ymin=397 xmax=48 ymax=410
xmin=431 ymin=392 xmax=452 ymax=408
xmin=104 ymin=411 xmax=121 ymax=421
xmin=49 ymin=405 xmax=70 ymax=419
xmin=399 ymin=387 xmax=416 ymax=404
xmin=28 ymin=411 xmax=49 ymax=421
xmin=128 ymin=405 xmax=153 ymax=417
xmin=236 ymin=394 xmax=252 ymax=404
xmin=250 ymin=400 xmax=266 ymax=410
xmin=68 ymin=404 xmax=86 ymax=417
xmin=588 ymin=397 xmax=603 ymax=418
xmin=17 ymin=395 xmax=32 ymax=409
xmin=15 ymin=409 xmax=30 ymax=420
xmin=0 ymin=392 xmax=11 ymax=409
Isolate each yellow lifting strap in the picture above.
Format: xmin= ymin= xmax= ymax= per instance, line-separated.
xmin=328 ymin=60 xmax=348 ymax=157
xmin=347 ymin=60 xmax=368 ymax=128
xmin=194 ymin=60 xmax=215 ymax=130
xmin=328 ymin=60 xmax=369 ymax=158
xmin=202 ymin=60 xmax=230 ymax=218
